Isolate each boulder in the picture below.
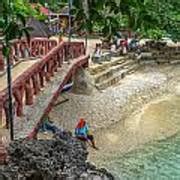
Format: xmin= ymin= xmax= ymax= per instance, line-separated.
xmin=0 ymin=131 xmax=114 ymax=179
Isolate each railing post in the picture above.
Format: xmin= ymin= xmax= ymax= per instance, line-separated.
xmin=32 ymin=74 xmax=40 ymax=95
xmin=25 ymin=80 xmax=33 ymax=105
xmin=39 ymin=66 xmax=45 ymax=87
xmin=13 ymin=86 xmax=24 ymax=116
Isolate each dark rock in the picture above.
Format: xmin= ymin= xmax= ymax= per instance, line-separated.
xmin=0 ymin=131 xmax=114 ymax=180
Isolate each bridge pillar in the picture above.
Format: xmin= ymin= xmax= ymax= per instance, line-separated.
xmin=13 ymin=86 xmax=24 ymax=116
xmin=39 ymin=68 xmax=45 ymax=88
xmin=54 ymin=55 xmax=58 ymax=72
xmin=25 ymin=80 xmax=33 ymax=105
xmin=32 ymin=74 xmax=41 ymax=95
xmin=49 ymin=59 xmax=55 ymax=77
xmin=57 ymin=50 xmax=63 ymax=67
xmin=45 ymin=62 xmax=51 ymax=81
xmin=41 ymin=41 xmax=45 ymax=56
xmin=35 ymin=41 xmax=39 ymax=57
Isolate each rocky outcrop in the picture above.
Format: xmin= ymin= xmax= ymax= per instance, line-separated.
xmin=72 ymin=68 xmax=94 ymax=95
xmin=136 ymin=41 xmax=180 ymax=65
xmin=0 ymin=131 xmax=114 ymax=180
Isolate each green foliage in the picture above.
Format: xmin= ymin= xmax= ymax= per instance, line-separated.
xmin=2 ymin=0 xmax=179 ymax=40
xmin=1 ymin=0 xmax=33 ymax=57
xmin=72 ymin=0 xmax=180 ymax=41
xmin=139 ymin=28 xmax=166 ymax=40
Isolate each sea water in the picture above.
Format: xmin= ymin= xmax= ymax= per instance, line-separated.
xmin=91 ymin=95 xmax=180 ymax=180
xmin=102 ymin=132 xmax=180 ymax=180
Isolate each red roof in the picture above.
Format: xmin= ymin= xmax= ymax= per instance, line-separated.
xmin=31 ymin=3 xmax=51 ymax=16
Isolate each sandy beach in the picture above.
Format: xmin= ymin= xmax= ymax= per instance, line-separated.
xmin=48 ymin=64 xmax=180 ymax=162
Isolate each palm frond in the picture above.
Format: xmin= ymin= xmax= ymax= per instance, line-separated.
xmin=16 ymin=12 xmax=26 ymax=26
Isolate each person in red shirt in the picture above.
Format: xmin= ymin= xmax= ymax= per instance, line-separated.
xmin=75 ymin=118 xmax=98 ymax=150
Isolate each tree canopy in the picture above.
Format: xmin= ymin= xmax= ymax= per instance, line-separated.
xmin=0 ymin=0 xmax=180 ymax=40
xmin=72 ymin=0 xmax=180 ymax=40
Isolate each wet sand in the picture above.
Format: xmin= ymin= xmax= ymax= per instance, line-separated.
xmin=49 ymin=64 xmax=180 ymax=166
xmin=89 ymin=94 xmax=180 ymax=164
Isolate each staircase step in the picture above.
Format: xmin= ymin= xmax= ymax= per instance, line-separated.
xmin=94 ymin=60 xmax=135 ymax=84
xmin=127 ymin=64 xmax=139 ymax=74
xmin=96 ymin=69 xmax=128 ymax=90
xmin=123 ymin=64 xmax=139 ymax=73
xmin=170 ymin=59 xmax=180 ymax=64
xmin=89 ymin=57 xmax=128 ymax=75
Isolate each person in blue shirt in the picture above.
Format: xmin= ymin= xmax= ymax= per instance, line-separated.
xmin=75 ymin=118 xmax=98 ymax=150
xmin=40 ymin=115 xmax=62 ymax=134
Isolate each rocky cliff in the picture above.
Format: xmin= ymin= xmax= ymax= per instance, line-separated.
xmin=0 ymin=131 xmax=114 ymax=180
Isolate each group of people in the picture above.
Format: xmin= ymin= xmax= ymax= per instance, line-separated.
xmin=111 ymin=35 xmax=128 ymax=55
xmin=35 ymin=116 xmax=98 ymax=150
xmin=112 ymin=33 xmax=139 ymax=54
xmin=92 ymin=33 xmax=139 ymax=64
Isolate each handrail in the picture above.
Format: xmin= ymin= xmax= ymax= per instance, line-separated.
xmin=0 ymin=41 xmax=87 ymax=127
xmin=0 ymin=38 xmax=58 ymax=71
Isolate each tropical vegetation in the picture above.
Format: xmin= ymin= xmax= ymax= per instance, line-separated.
xmin=0 ymin=0 xmax=34 ymax=140
xmin=72 ymin=0 xmax=180 ymax=40
xmin=1 ymin=0 xmax=179 ymax=40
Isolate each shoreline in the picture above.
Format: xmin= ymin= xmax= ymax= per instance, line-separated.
xmin=50 ymin=65 xmax=169 ymax=132
xmin=49 ymin=64 xmax=180 ymax=164
xmin=88 ymin=93 xmax=180 ymax=163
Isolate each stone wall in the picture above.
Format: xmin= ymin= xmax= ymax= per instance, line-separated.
xmin=135 ymin=41 xmax=180 ymax=65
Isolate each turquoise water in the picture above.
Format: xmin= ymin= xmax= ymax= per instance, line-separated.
xmin=91 ymin=95 xmax=180 ymax=180
xmin=103 ymin=133 xmax=180 ymax=180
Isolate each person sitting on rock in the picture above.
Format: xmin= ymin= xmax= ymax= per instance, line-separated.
xmin=40 ymin=115 xmax=62 ymax=134
xmin=92 ymin=43 xmax=102 ymax=64
xmin=75 ymin=118 xmax=98 ymax=150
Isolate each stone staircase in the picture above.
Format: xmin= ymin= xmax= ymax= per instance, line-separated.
xmin=89 ymin=57 xmax=139 ymax=90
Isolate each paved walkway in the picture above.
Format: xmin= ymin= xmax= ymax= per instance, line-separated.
xmin=0 ymin=58 xmax=40 ymax=143
xmin=14 ymin=56 xmax=87 ymax=139
xmin=0 ymin=59 xmax=40 ymax=92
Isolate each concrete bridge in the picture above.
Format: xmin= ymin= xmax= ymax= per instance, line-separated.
xmin=0 ymin=38 xmax=88 ymax=143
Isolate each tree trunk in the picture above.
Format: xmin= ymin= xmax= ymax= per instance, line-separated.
xmin=85 ymin=31 xmax=88 ymax=51
xmin=82 ymin=0 xmax=89 ymax=53
xmin=6 ymin=55 xmax=14 ymax=141
xmin=68 ymin=0 xmax=72 ymax=43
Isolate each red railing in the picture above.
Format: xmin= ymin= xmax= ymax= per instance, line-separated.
xmin=0 ymin=38 xmax=58 ymax=71
xmin=64 ymin=42 xmax=85 ymax=59
xmin=0 ymin=41 xmax=87 ymax=128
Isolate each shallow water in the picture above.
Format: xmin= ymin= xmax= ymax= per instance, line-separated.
xmin=90 ymin=95 xmax=180 ymax=179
